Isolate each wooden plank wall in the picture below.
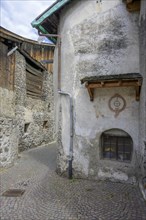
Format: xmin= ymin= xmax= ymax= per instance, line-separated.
xmin=26 ymin=63 xmax=43 ymax=99
xmin=22 ymin=42 xmax=54 ymax=73
xmin=0 ymin=42 xmax=15 ymax=90
xmin=126 ymin=0 xmax=140 ymax=11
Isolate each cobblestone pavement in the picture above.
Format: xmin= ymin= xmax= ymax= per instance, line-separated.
xmin=0 ymin=144 xmax=146 ymax=220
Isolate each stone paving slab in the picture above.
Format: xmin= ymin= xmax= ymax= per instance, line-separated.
xmin=0 ymin=144 xmax=146 ymax=220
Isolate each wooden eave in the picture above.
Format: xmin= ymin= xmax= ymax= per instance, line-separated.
xmin=18 ymin=49 xmax=46 ymax=71
xmin=126 ymin=0 xmax=141 ymax=12
xmin=0 ymin=26 xmax=54 ymax=46
xmin=31 ymin=0 xmax=73 ymax=43
xmin=81 ymin=73 xmax=143 ymax=101
xmin=0 ymin=26 xmax=54 ymax=73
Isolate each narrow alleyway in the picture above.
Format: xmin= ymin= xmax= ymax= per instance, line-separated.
xmin=0 ymin=144 xmax=146 ymax=220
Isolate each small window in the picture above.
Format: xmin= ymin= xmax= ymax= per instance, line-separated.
xmin=101 ymin=130 xmax=133 ymax=162
xmin=24 ymin=123 xmax=30 ymax=133
xmin=43 ymin=121 xmax=48 ymax=129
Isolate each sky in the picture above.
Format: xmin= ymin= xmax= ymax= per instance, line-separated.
xmin=1 ymin=0 xmax=56 ymax=41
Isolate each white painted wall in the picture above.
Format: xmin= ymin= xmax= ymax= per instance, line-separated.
xmin=55 ymin=0 xmax=140 ymax=182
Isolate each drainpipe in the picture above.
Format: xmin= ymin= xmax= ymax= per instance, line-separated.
xmin=38 ymin=31 xmax=73 ymax=179
xmin=7 ymin=46 xmax=18 ymax=56
xmin=38 ymin=31 xmax=61 ymax=90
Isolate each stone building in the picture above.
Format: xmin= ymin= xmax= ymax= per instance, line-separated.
xmin=32 ymin=0 xmax=146 ymax=186
xmin=0 ymin=27 xmax=55 ymax=167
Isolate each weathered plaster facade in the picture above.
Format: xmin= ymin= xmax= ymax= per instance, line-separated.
xmin=139 ymin=0 xmax=146 ymax=176
xmin=52 ymin=0 xmax=145 ymax=183
xmin=0 ymin=41 xmax=54 ymax=168
xmin=139 ymin=0 xmax=146 ymax=197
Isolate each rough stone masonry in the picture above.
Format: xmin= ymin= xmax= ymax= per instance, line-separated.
xmin=0 ymin=42 xmax=55 ymax=168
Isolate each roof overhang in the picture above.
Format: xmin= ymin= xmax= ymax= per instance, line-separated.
xmin=31 ymin=0 xmax=72 ymax=43
xmin=126 ymin=0 xmax=141 ymax=12
xmin=81 ymin=73 xmax=143 ymax=101
xmin=0 ymin=26 xmax=54 ymax=71
xmin=31 ymin=0 xmax=141 ymax=44
xmin=0 ymin=26 xmax=53 ymax=46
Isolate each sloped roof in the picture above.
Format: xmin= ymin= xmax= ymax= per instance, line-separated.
xmin=81 ymin=73 xmax=143 ymax=84
xmin=0 ymin=26 xmax=54 ymax=72
xmin=31 ymin=0 xmax=141 ymax=43
xmin=31 ymin=0 xmax=73 ymax=43
xmin=0 ymin=26 xmax=53 ymax=46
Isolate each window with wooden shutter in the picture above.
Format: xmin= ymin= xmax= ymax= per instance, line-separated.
xmin=26 ymin=62 xmax=43 ymax=99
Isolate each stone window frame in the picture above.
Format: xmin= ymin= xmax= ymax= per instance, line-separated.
xmin=101 ymin=129 xmax=133 ymax=162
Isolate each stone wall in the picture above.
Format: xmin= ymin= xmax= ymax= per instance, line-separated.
xmin=0 ymin=86 xmax=18 ymax=167
xmin=0 ymin=118 xmax=19 ymax=167
xmin=14 ymin=52 xmax=55 ymax=152
xmin=55 ymin=0 xmax=141 ymax=182
xmin=0 ymin=47 xmax=54 ymax=168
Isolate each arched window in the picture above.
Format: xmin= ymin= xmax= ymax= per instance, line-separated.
xmin=101 ymin=129 xmax=133 ymax=162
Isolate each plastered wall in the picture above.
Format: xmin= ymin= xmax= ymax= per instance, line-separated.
xmin=55 ymin=0 xmax=141 ymax=182
xmin=139 ymin=0 xmax=146 ymax=177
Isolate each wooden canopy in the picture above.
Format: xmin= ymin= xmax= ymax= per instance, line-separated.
xmin=81 ymin=73 xmax=143 ymax=101
xmin=126 ymin=0 xmax=141 ymax=12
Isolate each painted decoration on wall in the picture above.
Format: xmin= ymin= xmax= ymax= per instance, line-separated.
xmin=108 ymin=94 xmax=126 ymax=117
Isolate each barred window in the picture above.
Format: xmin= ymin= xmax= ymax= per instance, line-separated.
xmin=101 ymin=130 xmax=133 ymax=162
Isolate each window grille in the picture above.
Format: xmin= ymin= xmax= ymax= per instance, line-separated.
xmin=102 ymin=133 xmax=132 ymax=162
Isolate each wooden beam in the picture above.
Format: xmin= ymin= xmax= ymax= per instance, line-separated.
xmin=86 ymin=82 xmax=94 ymax=101
xmin=127 ymin=0 xmax=133 ymax=3
xmin=87 ymin=80 xmax=142 ymax=89
xmin=135 ymin=86 xmax=141 ymax=101
xmin=126 ymin=0 xmax=140 ymax=12
xmin=26 ymin=78 xmax=42 ymax=88
xmin=88 ymin=87 xmax=94 ymax=101
xmin=26 ymin=71 xmax=43 ymax=83
xmin=101 ymin=81 xmax=104 ymax=87
xmin=26 ymin=63 xmax=43 ymax=77
xmin=84 ymin=79 xmax=142 ymax=102
xmin=118 ymin=80 xmax=122 ymax=86
xmin=26 ymin=85 xmax=42 ymax=94
xmin=26 ymin=90 xmax=42 ymax=97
